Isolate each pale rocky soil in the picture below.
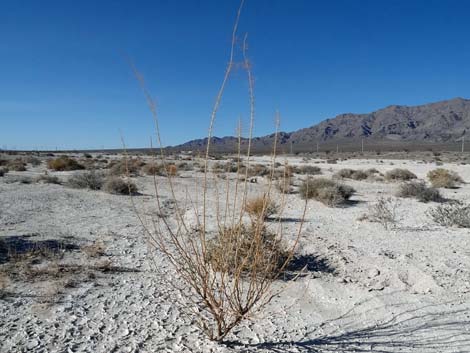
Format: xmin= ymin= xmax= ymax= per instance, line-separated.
xmin=1 ymin=155 xmax=469 ymax=352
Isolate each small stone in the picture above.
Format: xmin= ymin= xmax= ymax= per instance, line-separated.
xmin=367 ymin=268 xmax=380 ymax=278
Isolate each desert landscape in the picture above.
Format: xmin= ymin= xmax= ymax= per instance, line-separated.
xmin=1 ymin=151 xmax=469 ymax=352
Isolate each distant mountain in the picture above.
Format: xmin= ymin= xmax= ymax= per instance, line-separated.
xmin=174 ymin=97 xmax=470 ymax=152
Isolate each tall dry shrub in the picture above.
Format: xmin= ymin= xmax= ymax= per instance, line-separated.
xmin=131 ymin=2 xmax=307 ymax=341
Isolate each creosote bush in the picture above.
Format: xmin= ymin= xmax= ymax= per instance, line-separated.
xmin=245 ymin=194 xmax=279 ymax=220
xmin=68 ymin=171 xmax=104 ymax=190
xmin=47 ymin=156 xmax=84 ymax=171
xmin=397 ymin=181 xmax=442 ymax=203
xmin=427 ymin=202 xmax=470 ymax=228
xmin=299 ymin=177 xmax=355 ymax=206
xmin=427 ymin=168 xmax=463 ymax=188
xmin=103 ymin=177 xmax=137 ymax=195
xmin=294 ymin=165 xmax=321 ymax=175
xmin=385 ymin=168 xmax=417 ymax=181
xmin=7 ymin=159 xmax=27 ymax=171
xmin=334 ymin=168 xmax=368 ymax=180
xmin=141 ymin=163 xmax=164 ymax=176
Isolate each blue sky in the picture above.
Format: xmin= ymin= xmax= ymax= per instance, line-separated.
xmin=2 ymin=0 xmax=470 ymax=150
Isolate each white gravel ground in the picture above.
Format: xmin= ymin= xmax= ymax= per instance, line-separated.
xmin=0 ymin=156 xmax=469 ymax=352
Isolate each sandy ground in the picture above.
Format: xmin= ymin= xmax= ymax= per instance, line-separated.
xmin=1 ymin=156 xmax=469 ymax=352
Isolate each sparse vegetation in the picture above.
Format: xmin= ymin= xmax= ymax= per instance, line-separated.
xmin=334 ymin=168 xmax=368 ymax=180
xmin=363 ymin=197 xmax=400 ymax=230
xmin=47 ymin=156 xmax=85 ymax=171
xmin=299 ymin=177 xmax=355 ymax=206
xmin=68 ymin=171 xmax=104 ymax=190
xmin=34 ymin=174 xmax=61 ymax=184
xmin=397 ymin=181 xmax=442 ymax=203
xmin=108 ymin=158 xmax=145 ymax=176
xmin=385 ymin=168 xmax=417 ymax=181
xmin=103 ymin=177 xmax=138 ymax=195
xmin=427 ymin=168 xmax=464 ymax=188
xmin=0 ymin=167 xmax=8 ymax=177
xmin=7 ymin=159 xmax=27 ymax=171
xmin=245 ymin=195 xmax=279 ymax=220
xmin=427 ymin=202 xmax=470 ymax=228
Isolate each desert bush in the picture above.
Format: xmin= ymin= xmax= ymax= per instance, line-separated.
xmin=326 ymin=159 xmax=337 ymax=164
xmin=0 ymin=168 xmax=8 ymax=177
xmin=7 ymin=159 xmax=27 ymax=171
xmin=385 ymin=168 xmax=417 ymax=181
xmin=427 ymin=168 xmax=463 ymax=188
xmin=245 ymin=195 xmax=279 ymax=220
xmin=141 ymin=163 xmax=164 ymax=176
xmin=295 ymin=165 xmax=321 ymax=175
xmin=206 ymin=224 xmax=287 ymax=276
xmin=108 ymin=158 xmax=145 ymax=176
xmin=299 ymin=177 xmax=355 ymax=206
xmin=247 ymin=164 xmax=270 ymax=177
xmin=103 ymin=177 xmax=137 ymax=195
xmin=47 ymin=156 xmax=84 ymax=171
xmin=334 ymin=168 xmax=368 ymax=180
xmin=177 ymin=161 xmax=194 ymax=171
xmin=22 ymin=156 xmax=41 ymax=166
xmin=68 ymin=171 xmax=104 ymax=190
xmin=397 ymin=181 xmax=442 ymax=203
xmin=34 ymin=174 xmax=61 ymax=184
xmin=427 ymin=202 xmax=470 ymax=228
xmin=276 ymin=176 xmax=294 ymax=194
xmin=166 ymin=164 xmax=178 ymax=176
xmin=132 ymin=7 xmax=308 ymax=341
xmin=364 ymin=197 xmax=400 ymax=229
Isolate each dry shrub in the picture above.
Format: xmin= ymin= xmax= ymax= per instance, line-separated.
xmin=427 ymin=168 xmax=463 ymax=188
xmin=23 ymin=156 xmax=41 ymax=166
xmin=206 ymin=224 xmax=287 ymax=276
xmin=0 ymin=167 xmax=8 ymax=177
xmin=276 ymin=176 xmax=294 ymax=194
xmin=68 ymin=171 xmax=104 ymax=190
xmin=326 ymin=159 xmax=337 ymax=164
xmin=245 ymin=194 xmax=279 ymax=220
xmin=177 ymin=161 xmax=193 ymax=171
xmin=295 ymin=165 xmax=321 ymax=175
xmin=427 ymin=202 xmax=470 ymax=228
xmin=364 ymin=197 xmax=399 ymax=229
xmin=247 ymin=163 xmax=270 ymax=177
xmin=334 ymin=168 xmax=368 ymax=180
xmin=34 ymin=174 xmax=61 ymax=184
xmin=397 ymin=181 xmax=442 ymax=203
xmin=166 ymin=164 xmax=178 ymax=176
xmin=141 ymin=162 xmax=164 ymax=175
xmin=47 ymin=156 xmax=84 ymax=171
xmin=132 ymin=4 xmax=307 ymax=341
xmin=103 ymin=177 xmax=137 ymax=195
xmin=299 ymin=177 xmax=355 ymax=206
xmin=7 ymin=159 xmax=27 ymax=171
xmin=108 ymin=158 xmax=145 ymax=176
xmin=385 ymin=168 xmax=417 ymax=181
xmin=82 ymin=241 xmax=106 ymax=257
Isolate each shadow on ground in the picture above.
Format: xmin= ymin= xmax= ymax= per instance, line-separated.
xmin=228 ymin=296 xmax=470 ymax=353
xmin=0 ymin=234 xmax=79 ymax=264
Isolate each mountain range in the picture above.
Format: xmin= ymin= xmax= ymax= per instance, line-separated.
xmin=173 ymin=97 xmax=469 ymax=152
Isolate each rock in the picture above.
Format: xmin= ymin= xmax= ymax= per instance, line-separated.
xmin=367 ymin=268 xmax=380 ymax=278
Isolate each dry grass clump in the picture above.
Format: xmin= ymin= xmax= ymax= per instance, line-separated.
xmin=141 ymin=162 xmax=164 ymax=175
xmin=397 ymin=181 xmax=442 ymax=203
xmin=22 ymin=156 xmax=41 ymax=166
xmin=276 ymin=176 xmax=294 ymax=194
xmin=47 ymin=156 xmax=84 ymax=171
xmin=68 ymin=171 xmax=104 ymax=190
xmin=108 ymin=158 xmax=145 ymax=176
xmin=427 ymin=168 xmax=464 ymax=188
xmin=82 ymin=241 xmax=106 ymax=258
xmin=247 ymin=164 xmax=270 ymax=177
xmin=362 ymin=197 xmax=399 ymax=230
xmin=245 ymin=194 xmax=279 ymax=220
xmin=165 ymin=164 xmax=178 ymax=176
xmin=385 ymin=168 xmax=417 ymax=182
xmin=206 ymin=224 xmax=287 ymax=276
xmin=427 ymin=202 xmax=470 ymax=228
xmin=326 ymin=159 xmax=337 ymax=164
xmin=34 ymin=174 xmax=61 ymax=184
xmin=299 ymin=177 xmax=355 ymax=206
xmin=103 ymin=177 xmax=138 ymax=195
xmin=0 ymin=167 xmax=8 ymax=177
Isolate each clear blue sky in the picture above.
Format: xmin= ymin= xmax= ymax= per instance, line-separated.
xmin=2 ymin=0 xmax=470 ymax=150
